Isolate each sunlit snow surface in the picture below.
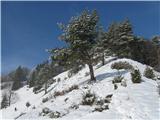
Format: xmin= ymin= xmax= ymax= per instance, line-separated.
xmin=1 ymin=57 xmax=160 ymax=120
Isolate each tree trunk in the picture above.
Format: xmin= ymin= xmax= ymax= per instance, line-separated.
xmin=8 ymin=90 xmax=12 ymax=106
xmin=88 ymin=64 xmax=96 ymax=82
xmin=44 ymin=81 xmax=48 ymax=94
xmin=102 ymin=53 xmax=105 ymax=66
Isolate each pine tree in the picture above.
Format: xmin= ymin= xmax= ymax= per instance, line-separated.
xmin=105 ymin=19 xmax=134 ymax=58
xmin=51 ymin=10 xmax=100 ymax=82
xmin=12 ymin=66 xmax=23 ymax=90
xmin=151 ymin=36 xmax=160 ymax=71
xmin=28 ymin=71 xmax=36 ymax=88
xmin=95 ymin=26 xmax=106 ymax=66
xmin=1 ymin=94 xmax=8 ymax=109
xmin=38 ymin=62 xmax=52 ymax=94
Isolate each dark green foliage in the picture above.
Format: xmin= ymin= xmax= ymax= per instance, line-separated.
xmin=131 ymin=69 xmax=141 ymax=83
xmin=114 ymin=84 xmax=118 ymax=90
xmin=144 ymin=67 xmax=155 ymax=79
xmin=28 ymin=71 xmax=36 ymax=88
xmin=57 ymin=78 xmax=61 ymax=82
xmin=152 ymin=36 xmax=160 ymax=45
xmin=1 ymin=94 xmax=8 ymax=109
xmin=95 ymin=26 xmax=112 ymax=66
xmin=29 ymin=60 xmax=65 ymax=89
xmin=68 ymin=64 xmax=85 ymax=76
xmin=111 ymin=61 xmax=133 ymax=70
xmin=26 ymin=102 xmax=31 ymax=107
xmin=11 ymin=66 xmax=29 ymax=90
xmin=112 ymin=75 xmax=124 ymax=84
xmin=12 ymin=66 xmax=24 ymax=90
xmin=81 ymin=91 xmax=96 ymax=106
xmin=129 ymin=37 xmax=160 ymax=72
xmin=105 ymin=20 xmax=134 ymax=58
xmin=42 ymin=97 xmax=49 ymax=103
xmin=33 ymin=85 xmax=42 ymax=93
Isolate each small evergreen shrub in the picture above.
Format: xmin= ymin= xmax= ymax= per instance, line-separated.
xmin=104 ymin=94 xmax=113 ymax=103
xmin=42 ymin=107 xmax=51 ymax=114
xmin=54 ymin=91 xmax=65 ymax=97
xmin=114 ymin=84 xmax=118 ymax=90
xmin=85 ymin=72 xmax=90 ymax=77
xmin=112 ymin=75 xmax=124 ymax=84
xmin=69 ymin=104 xmax=79 ymax=110
xmin=121 ymin=80 xmax=127 ymax=87
xmin=57 ymin=78 xmax=61 ymax=82
xmin=53 ymin=85 xmax=79 ymax=98
xmin=81 ymin=91 xmax=96 ymax=106
xmin=49 ymin=111 xmax=61 ymax=118
xmin=26 ymin=102 xmax=31 ymax=108
xmin=111 ymin=61 xmax=133 ymax=70
xmin=93 ymin=96 xmax=111 ymax=112
xmin=144 ymin=67 xmax=155 ymax=79
xmin=131 ymin=69 xmax=141 ymax=83
xmin=33 ymin=85 xmax=42 ymax=93
xmin=68 ymin=85 xmax=79 ymax=91
xmin=42 ymin=97 xmax=49 ymax=103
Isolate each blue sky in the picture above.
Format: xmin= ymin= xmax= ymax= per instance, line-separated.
xmin=1 ymin=1 xmax=160 ymax=74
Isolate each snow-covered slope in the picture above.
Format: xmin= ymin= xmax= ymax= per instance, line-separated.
xmin=1 ymin=58 xmax=160 ymax=120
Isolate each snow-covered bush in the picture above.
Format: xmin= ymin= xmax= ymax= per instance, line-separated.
xmin=33 ymin=85 xmax=42 ymax=94
xmin=112 ymin=75 xmax=123 ymax=84
xmin=94 ymin=106 xmax=104 ymax=112
xmin=69 ymin=104 xmax=79 ymax=110
xmin=95 ymin=98 xmax=104 ymax=106
xmin=64 ymin=77 xmax=67 ymax=80
xmin=42 ymin=97 xmax=49 ymax=103
xmin=104 ymin=94 xmax=113 ymax=103
xmin=42 ymin=107 xmax=51 ymax=114
xmin=32 ymin=106 xmax=36 ymax=109
xmin=49 ymin=111 xmax=61 ymax=118
xmin=144 ymin=67 xmax=155 ymax=79
xmin=54 ymin=91 xmax=65 ymax=97
xmin=68 ymin=85 xmax=79 ymax=91
xmin=111 ymin=61 xmax=133 ymax=70
xmin=85 ymin=72 xmax=90 ymax=77
xmin=93 ymin=103 xmax=109 ymax=112
xmin=131 ymin=69 xmax=141 ymax=83
xmin=93 ymin=96 xmax=111 ymax=112
xmin=121 ymin=80 xmax=127 ymax=87
xmin=54 ymin=85 xmax=79 ymax=98
xmin=57 ymin=78 xmax=61 ymax=82
xmin=81 ymin=90 xmax=96 ymax=106
xmin=26 ymin=102 xmax=31 ymax=108
xmin=114 ymin=84 xmax=118 ymax=90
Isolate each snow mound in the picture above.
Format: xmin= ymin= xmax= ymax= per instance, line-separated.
xmin=1 ymin=58 xmax=160 ymax=120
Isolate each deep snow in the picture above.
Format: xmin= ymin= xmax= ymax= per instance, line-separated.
xmin=1 ymin=58 xmax=160 ymax=120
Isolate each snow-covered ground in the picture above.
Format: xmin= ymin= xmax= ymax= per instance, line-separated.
xmin=1 ymin=58 xmax=160 ymax=120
